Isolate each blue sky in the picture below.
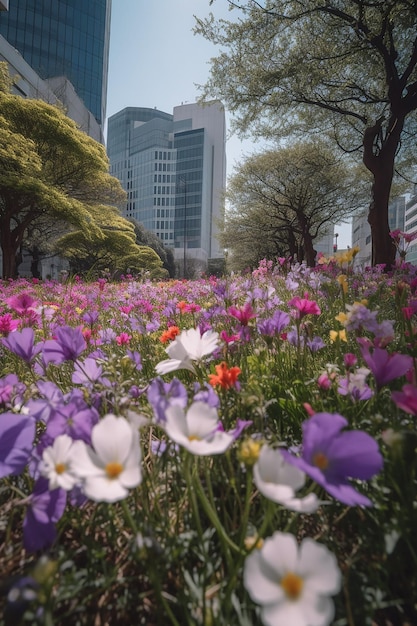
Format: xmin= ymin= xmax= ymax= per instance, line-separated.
xmin=106 ymin=0 xmax=351 ymax=248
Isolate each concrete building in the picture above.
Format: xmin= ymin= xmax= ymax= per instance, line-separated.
xmin=107 ymin=101 xmax=227 ymax=276
xmin=352 ymin=195 xmax=407 ymax=268
xmin=405 ymin=189 xmax=417 ymax=264
xmin=0 ymin=0 xmax=111 ymax=133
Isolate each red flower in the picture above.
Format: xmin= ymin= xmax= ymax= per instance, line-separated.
xmin=159 ymin=326 xmax=180 ymax=344
xmin=208 ymin=361 xmax=241 ymax=389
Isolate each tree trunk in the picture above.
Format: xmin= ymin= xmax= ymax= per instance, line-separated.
xmin=0 ymin=222 xmax=17 ymax=279
xmin=363 ymin=114 xmax=404 ymax=269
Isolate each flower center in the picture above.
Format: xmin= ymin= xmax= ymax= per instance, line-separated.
xmin=105 ymin=461 xmax=124 ymax=479
xmin=188 ymin=435 xmax=201 ymax=441
xmin=280 ymin=572 xmax=304 ymax=600
xmin=55 ymin=463 xmax=66 ymax=475
xmin=313 ymin=451 xmax=329 ymax=470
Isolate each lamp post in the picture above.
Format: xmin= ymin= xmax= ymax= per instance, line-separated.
xmin=333 ymin=232 xmax=339 ymax=253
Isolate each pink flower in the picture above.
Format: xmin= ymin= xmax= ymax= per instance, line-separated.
xmin=116 ymin=333 xmax=131 ymax=345
xmin=0 ymin=313 xmax=20 ymax=335
xmin=228 ymin=303 xmax=255 ymax=326
xmin=288 ymin=295 xmax=321 ymax=318
xmin=392 ymin=384 xmax=417 ymax=416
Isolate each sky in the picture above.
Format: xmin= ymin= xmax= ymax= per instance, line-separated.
xmin=106 ymin=0 xmax=351 ymax=249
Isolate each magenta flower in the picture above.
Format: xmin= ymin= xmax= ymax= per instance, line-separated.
xmin=0 ymin=313 xmax=20 ymax=335
xmin=288 ymin=295 xmax=321 ymax=318
xmin=359 ymin=341 xmax=413 ymax=388
xmin=391 ymin=384 xmax=417 ymax=416
xmin=281 ymin=412 xmax=383 ymax=506
xmin=228 ymin=303 xmax=255 ymax=326
xmin=0 ymin=413 xmax=35 ymax=478
xmin=2 ymin=327 xmax=42 ymax=363
xmin=5 ymin=292 xmax=37 ymax=314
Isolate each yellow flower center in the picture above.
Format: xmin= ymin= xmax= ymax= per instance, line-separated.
xmin=55 ymin=463 xmax=66 ymax=475
xmin=105 ymin=461 xmax=124 ymax=479
xmin=188 ymin=435 xmax=201 ymax=441
xmin=280 ymin=572 xmax=304 ymax=599
xmin=313 ymin=451 xmax=329 ymax=470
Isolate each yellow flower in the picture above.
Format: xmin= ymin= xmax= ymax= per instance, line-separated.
xmin=238 ymin=438 xmax=262 ymax=467
xmin=330 ymin=329 xmax=347 ymax=343
xmin=335 ymin=312 xmax=347 ymax=325
xmin=337 ymin=274 xmax=348 ymax=294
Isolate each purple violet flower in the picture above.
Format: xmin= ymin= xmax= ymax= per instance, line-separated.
xmin=42 ymin=325 xmax=86 ymax=364
xmin=23 ymin=477 xmax=67 ymax=552
xmin=2 ymin=327 xmax=42 ymax=363
xmin=359 ymin=341 xmax=413 ymax=388
xmin=147 ymin=377 xmax=188 ymax=423
xmin=391 ymin=384 xmax=417 ymax=416
xmin=0 ymin=413 xmax=35 ymax=478
xmin=281 ymin=412 xmax=383 ymax=506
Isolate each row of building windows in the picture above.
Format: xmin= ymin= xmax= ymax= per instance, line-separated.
xmin=154 ymin=162 xmax=174 ymax=172
xmin=154 ymin=151 xmax=173 ymax=160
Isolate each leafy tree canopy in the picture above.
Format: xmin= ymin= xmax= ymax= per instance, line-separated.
xmin=196 ymin=1 xmax=417 ymax=267
xmin=222 ymin=140 xmax=367 ymax=269
xmin=0 ymin=63 xmax=159 ymax=279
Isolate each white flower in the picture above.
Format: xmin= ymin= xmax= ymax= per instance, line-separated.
xmin=155 ymin=328 xmax=219 ymax=375
xmin=244 ymin=532 xmax=341 ymax=626
xmin=39 ymin=434 xmax=79 ymax=491
xmin=73 ymin=414 xmax=142 ymax=502
xmin=253 ymin=445 xmax=320 ymax=513
xmin=163 ymin=401 xmax=234 ymax=455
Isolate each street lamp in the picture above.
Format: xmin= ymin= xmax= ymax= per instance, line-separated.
xmin=333 ymin=232 xmax=339 ymax=253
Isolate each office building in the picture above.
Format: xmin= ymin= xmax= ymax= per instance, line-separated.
xmin=107 ymin=101 xmax=227 ymax=276
xmin=0 ymin=0 xmax=111 ymax=130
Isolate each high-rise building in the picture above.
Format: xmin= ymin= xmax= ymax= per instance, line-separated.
xmin=0 ymin=0 xmax=111 ymax=128
xmin=107 ymin=101 xmax=226 ymax=276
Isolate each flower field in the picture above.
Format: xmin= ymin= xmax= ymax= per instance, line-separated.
xmin=1 ymin=255 xmax=417 ymax=625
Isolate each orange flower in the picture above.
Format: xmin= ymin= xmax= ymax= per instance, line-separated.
xmin=176 ymin=300 xmax=187 ymax=313
xmin=208 ymin=361 xmax=241 ymax=389
xmin=159 ymin=325 xmax=180 ymax=344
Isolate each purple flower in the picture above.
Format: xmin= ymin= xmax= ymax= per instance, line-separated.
xmin=2 ymin=327 xmax=42 ymax=363
xmin=25 ymin=381 xmax=65 ymax=423
xmin=42 ymin=325 xmax=86 ymax=364
xmin=44 ymin=391 xmax=99 ymax=443
xmin=306 ymin=336 xmax=326 ymax=352
xmin=23 ymin=477 xmax=67 ymax=552
xmin=193 ymin=382 xmax=220 ymax=408
xmin=281 ymin=412 xmax=383 ymax=506
xmin=72 ymin=357 xmax=110 ymax=387
xmin=126 ymin=349 xmax=142 ymax=370
xmin=147 ymin=377 xmax=188 ymax=423
xmin=359 ymin=341 xmax=413 ymax=388
xmin=0 ymin=374 xmax=26 ymax=408
xmin=0 ymin=413 xmax=35 ymax=478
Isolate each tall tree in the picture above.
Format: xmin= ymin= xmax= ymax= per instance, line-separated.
xmin=196 ymin=1 xmax=417 ymax=267
xmin=0 ymin=64 xmax=128 ymax=278
xmin=222 ymin=141 xmax=366 ymax=269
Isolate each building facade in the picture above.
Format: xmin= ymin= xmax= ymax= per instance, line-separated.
xmin=352 ymin=195 xmax=407 ymax=268
xmin=0 ymin=0 xmax=111 ymax=130
xmin=405 ymin=189 xmax=417 ymax=264
xmin=107 ymin=101 xmax=227 ymax=276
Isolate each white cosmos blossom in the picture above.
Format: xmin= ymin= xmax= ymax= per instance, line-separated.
xmin=39 ymin=433 xmax=79 ymax=491
xmin=244 ymin=531 xmax=341 ymax=626
xmin=155 ymin=328 xmax=219 ymax=375
xmin=72 ymin=414 xmax=142 ymax=503
xmin=163 ymin=401 xmax=234 ymax=455
xmin=253 ymin=445 xmax=320 ymax=513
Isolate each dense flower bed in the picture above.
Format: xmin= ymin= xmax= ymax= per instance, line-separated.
xmin=1 ymin=255 xmax=417 ymax=625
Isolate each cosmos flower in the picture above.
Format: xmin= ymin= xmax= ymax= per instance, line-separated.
xmin=155 ymin=328 xmax=219 ymax=375
xmin=253 ymin=445 xmax=320 ymax=513
xmin=162 ymin=401 xmax=237 ymax=456
xmin=72 ymin=414 xmax=142 ymax=503
xmin=244 ymin=531 xmax=341 ymax=626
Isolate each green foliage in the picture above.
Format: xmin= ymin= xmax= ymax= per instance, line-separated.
xmin=196 ymin=1 xmax=417 ymax=267
xmin=222 ymin=141 xmax=367 ymax=271
xmin=0 ymin=63 xmax=143 ymax=279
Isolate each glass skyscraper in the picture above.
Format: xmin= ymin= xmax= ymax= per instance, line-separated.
xmin=0 ymin=0 xmax=111 ymax=125
xmin=107 ymin=102 xmax=226 ymax=276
